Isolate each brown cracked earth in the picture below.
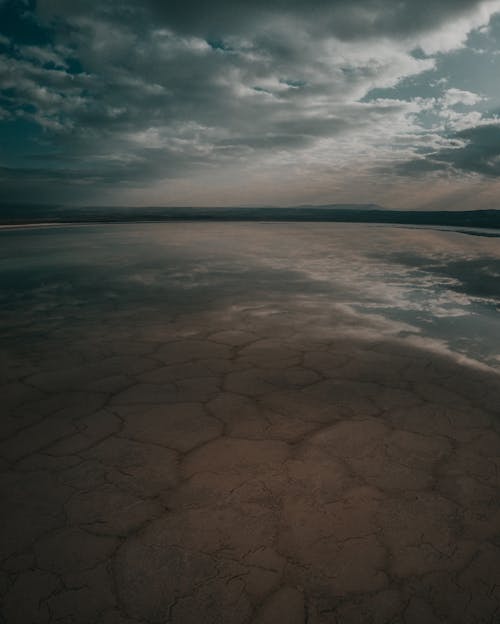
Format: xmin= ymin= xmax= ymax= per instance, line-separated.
xmin=1 ymin=306 xmax=500 ymax=624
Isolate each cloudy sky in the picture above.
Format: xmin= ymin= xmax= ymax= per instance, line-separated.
xmin=1 ymin=0 xmax=500 ymax=209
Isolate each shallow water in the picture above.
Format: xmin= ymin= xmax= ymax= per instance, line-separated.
xmin=2 ymin=222 xmax=500 ymax=370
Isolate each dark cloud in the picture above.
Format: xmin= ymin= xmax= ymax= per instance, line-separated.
xmin=395 ymin=124 xmax=500 ymax=177
xmin=442 ymin=125 xmax=500 ymax=176
xmin=37 ymin=0 xmax=489 ymax=40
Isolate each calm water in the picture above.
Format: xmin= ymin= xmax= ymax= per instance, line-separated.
xmin=1 ymin=222 xmax=500 ymax=371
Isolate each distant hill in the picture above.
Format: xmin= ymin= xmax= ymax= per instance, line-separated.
xmin=292 ymin=203 xmax=384 ymax=211
xmin=1 ymin=204 xmax=500 ymax=229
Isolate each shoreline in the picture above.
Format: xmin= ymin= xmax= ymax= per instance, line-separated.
xmin=1 ymin=220 xmax=500 ymax=242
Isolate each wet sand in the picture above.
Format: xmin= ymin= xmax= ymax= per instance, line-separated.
xmin=1 ymin=224 xmax=500 ymax=623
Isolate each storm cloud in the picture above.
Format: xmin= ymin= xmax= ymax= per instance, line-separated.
xmin=1 ymin=0 xmax=500 ymax=207
xmin=37 ymin=0 xmax=500 ymax=44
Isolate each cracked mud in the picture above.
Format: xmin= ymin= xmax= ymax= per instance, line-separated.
xmin=2 ymin=305 xmax=500 ymax=624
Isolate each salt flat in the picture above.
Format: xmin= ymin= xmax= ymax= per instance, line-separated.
xmin=1 ymin=223 xmax=499 ymax=623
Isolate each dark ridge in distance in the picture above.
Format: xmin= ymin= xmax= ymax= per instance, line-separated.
xmin=1 ymin=204 xmax=500 ymax=229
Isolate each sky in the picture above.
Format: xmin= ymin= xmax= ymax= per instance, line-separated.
xmin=1 ymin=0 xmax=500 ymax=209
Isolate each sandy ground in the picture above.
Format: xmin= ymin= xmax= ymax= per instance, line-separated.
xmin=1 ymin=305 xmax=500 ymax=624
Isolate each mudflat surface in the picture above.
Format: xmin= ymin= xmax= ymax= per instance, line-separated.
xmin=1 ymin=223 xmax=500 ymax=623
xmin=1 ymin=305 xmax=500 ymax=624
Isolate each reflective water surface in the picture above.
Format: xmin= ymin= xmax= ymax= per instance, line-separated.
xmin=2 ymin=222 xmax=500 ymax=369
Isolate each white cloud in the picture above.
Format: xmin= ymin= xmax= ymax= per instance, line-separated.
xmin=442 ymin=88 xmax=484 ymax=107
xmin=410 ymin=0 xmax=500 ymax=53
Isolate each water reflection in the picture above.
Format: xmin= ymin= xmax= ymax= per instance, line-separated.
xmin=1 ymin=222 xmax=499 ymax=369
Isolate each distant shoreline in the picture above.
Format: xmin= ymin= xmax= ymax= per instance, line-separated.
xmin=2 ymin=222 xmax=500 ymax=240
xmin=1 ymin=206 xmax=500 ymax=230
